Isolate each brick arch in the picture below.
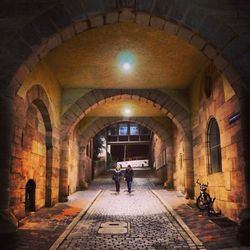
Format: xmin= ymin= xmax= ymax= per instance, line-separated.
xmin=78 ymin=117 xmax=173 ymax=147
xmin=62 ymin=89 xmax=190 ymax=139
xmin=25 ymin=85 xmax=55 ymax=135
xmin=24 ymin=85 xmax=54 ymax=207
xmin=5 ymin=2 xmax=249 ymax=98
xmin=77 ymin=116 xmax=175 ymax=188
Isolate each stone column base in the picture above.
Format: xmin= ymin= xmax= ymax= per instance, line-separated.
xmin=0 ymin=210 xmax=18 ymax=234
xmin=237 ymin=208 xmax=250 ymax=246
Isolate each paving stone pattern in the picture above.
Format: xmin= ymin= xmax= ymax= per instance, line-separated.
xmin=58 ymin=179 xmax=200 ymax=250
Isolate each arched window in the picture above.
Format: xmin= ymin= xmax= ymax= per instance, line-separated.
xmin=207 ymin=118 xmax=222 ymax=174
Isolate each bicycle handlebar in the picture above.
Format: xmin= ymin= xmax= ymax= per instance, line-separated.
xmin=196 ymin=179 xmax=208 ymax=186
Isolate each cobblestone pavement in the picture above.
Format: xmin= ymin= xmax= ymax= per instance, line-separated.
xmin=58 ymin=176 xmax=202 ymax=250
xmin=0 ymin=190 xmax=100 ymax=250
xmin=2 ymin=170 xmax=250 ymax=250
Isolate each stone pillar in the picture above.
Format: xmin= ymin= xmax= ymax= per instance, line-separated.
xmin=78 ymin=146 xmax=88 ymax=190
xmin=0 ymin=93 xmax=18 ymax=234
xmin=183 ymin=133 xmax=194 ymax=199
xmin=165 ymin=145 xmax=174 ymax=188
xmin=239 ymin=95 xmax=250 ymax=208
xmin=59 ymin=137 xmax=69 ymax=202
xmin=45 ymin=145 xmax=53 ymax=207
xmin=237 ymin=92 xmax=250 ymax=245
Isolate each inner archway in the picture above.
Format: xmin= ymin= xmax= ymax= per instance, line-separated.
xmin=25 ymin=179 xmax=36 ymax=212
xmin=0 ymin=1 xmax=249 ymax=243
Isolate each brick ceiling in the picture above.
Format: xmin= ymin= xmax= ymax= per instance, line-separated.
xmin=44 ymin=23 xmax=207 ymax=89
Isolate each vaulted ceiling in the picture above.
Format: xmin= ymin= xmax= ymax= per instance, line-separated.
xmin=44 ymin=23 xmax=207 ymax=89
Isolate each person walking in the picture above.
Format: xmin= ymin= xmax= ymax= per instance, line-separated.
xmin=124 ymin=165 xmax=134 ymax=193
xmin=112 ymin=165 xmax=122 ymax=192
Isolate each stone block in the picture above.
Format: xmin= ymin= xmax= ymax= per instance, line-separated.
xmin=214 ymin=55 xmax=229 ymax=72
xmin=90 ymin=16 xmax=104 ymax=28
xmin=69 ymin=103 xmax=83 ymax=117
xmin=47 ymin=34 xmax=62 ymax=50
xmin=203 ymin=44 xmax=217 ymax=60
xmin=150 ymin=16 xmax=165 ymax=29
xmin=14 ymin=64 xmax=30 ymax=84
xmin=164 ymin=21 xmax=179 ymax=35
xmin=25 ymin=53 xmax=40 ymax=71
xmin=35 ymin=42 xmax=49 ymax=59
xmin=119 ymin=9 xmax=135 ymax=22
xmin=224 ymin=171 xmax=231 ymax=191
xmin=74 ymin=21 xmax=88 ymax=34
xmin=61 ymin=25 xmax=76 ymax=42
xmin=76 ymin=98 xmax=89 ymax=111
xmin=135 ymin=12 xmax=150 ymax=26
xmin=106 ymin=12 xmax=119 ymax=24
xmin=177 ymin=27 xmax=194 ymax=42
xmin=190 ymin=35 xmax=206 ymax=50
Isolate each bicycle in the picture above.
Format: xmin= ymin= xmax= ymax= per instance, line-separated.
xmin=196 ymin=179 xmax=212 ymax=211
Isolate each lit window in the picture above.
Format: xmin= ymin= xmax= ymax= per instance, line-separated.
xmin=207 ymin=118 xmax=222 ymax=174
xmin=130 ymin=124 xmax=139 ymax=135
xmin=119 ymin=124 xmax=128 ymax=136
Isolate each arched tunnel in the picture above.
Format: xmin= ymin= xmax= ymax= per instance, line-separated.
xmin=0 ymin=1 xmax=250 ymax=249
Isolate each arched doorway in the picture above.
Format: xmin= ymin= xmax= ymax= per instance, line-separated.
xmin=25 ymin=180 xmax=36 ymax=212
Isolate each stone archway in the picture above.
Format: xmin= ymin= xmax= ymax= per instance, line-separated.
xmin=25 ymin=86 xmax=54 ymax=208
xmin=0 ymin=0 xmax=250 ymax=235
xmin=77 ymin=116 xmax=175 ymax=189
xmin=4 ymin=4 xmax=247 ymax=98
xmin=61 ymin=89 xmax=190 ymax=138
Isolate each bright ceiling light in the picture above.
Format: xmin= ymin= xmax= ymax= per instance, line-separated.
xmin=123 ymin=108 xmax=131 ymax=116
xmin=122 ymin=62 xmax=131 ymax=72
xmin=117 ymin=51 xmax=136 ymax=74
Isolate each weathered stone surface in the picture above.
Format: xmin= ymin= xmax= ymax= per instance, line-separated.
xmin=61 ymin=25 xmax=75 ymax=42
xmin=135 ymin=12 xmax=150 ymax=26
xmin=90 ymin=16 xmax=104 ymax=28
xmin=105 ymin=12 xmax=119 ymax=24
xmin=150 ymin=16 xmax=165 ymax=29
xmin=119 ymin=9 xmax=135 ymax=22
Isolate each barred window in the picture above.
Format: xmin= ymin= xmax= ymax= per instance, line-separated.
xmin=207 ymin=118 xmax=222 ymax=174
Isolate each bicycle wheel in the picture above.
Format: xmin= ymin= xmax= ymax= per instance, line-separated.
xmin=196 ymin=193 xmax=211 ymax=210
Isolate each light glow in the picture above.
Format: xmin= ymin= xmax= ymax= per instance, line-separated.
xmin=123 ymin=108 xmax=131 ymax=116
xmin=122 ymin=62 xmax=131 ymax=72
xmin=117 ymin=51 xmax=136 ymax=74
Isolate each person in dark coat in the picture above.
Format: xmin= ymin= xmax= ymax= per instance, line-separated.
xmin=124 ymin=165 xmax=134 ymax=193
xmin=112 ymin=165 xmax=122 ymax=192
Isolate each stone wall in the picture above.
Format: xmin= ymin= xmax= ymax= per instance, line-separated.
xmin=67 ymin=131 xmax=79 ymax=195
xmin=10 ymin=104 xmax=46 ymax=217
xmin=192 ymin=72 xmax=244 ymax=221
xmin=173 ymin=129 xmax=185 ymax=193
xmin=11 ymin=85 xmax=60 ymax=219
xmin=93 ymin=160 xmax=106 ymax=179
xmin=151 ymin=134 xmax=168 ymax=184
